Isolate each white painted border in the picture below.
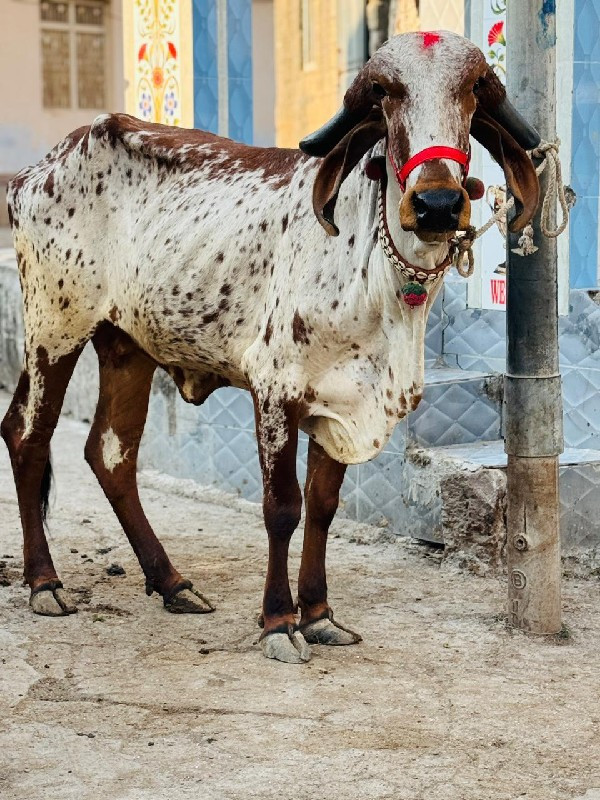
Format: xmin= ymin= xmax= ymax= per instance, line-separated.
xmin=217 ymin=0 xmax=229 ymax=138
xmin=556 ymin=0 xmax=574 ymax=314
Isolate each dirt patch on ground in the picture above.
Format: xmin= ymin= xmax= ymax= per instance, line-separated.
xmin=1 ymin=394 xmax=600 ymax=800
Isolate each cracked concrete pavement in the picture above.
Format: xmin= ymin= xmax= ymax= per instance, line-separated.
xmin=1 ymin=393 xmax=600 ymax=800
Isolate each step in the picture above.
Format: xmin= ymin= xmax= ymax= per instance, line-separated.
xmin=410 ymin=366 xmax=503 ymax=447
xmin=407 ymin=439 xmax=600 ymax=557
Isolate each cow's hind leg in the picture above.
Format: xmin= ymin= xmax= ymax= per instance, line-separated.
xmin=1 ymin=346 xmax=84 ymax=615
xmin=85 ymin=326 xmax=214 ymax=613
xmin=298 ymin=440 xmax=361 ymax=646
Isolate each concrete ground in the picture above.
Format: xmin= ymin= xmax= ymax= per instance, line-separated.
xmin=1 ymin=392 xmax=600 ymax=800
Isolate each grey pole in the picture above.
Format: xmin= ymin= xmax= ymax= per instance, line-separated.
xmin=504 ymin=2 xmax=563 ymax=633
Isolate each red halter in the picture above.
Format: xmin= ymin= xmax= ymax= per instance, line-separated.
xmin=388 ymin=144 xmax=470 ymax=193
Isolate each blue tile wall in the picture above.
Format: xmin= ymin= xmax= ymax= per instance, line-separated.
xmin=227 ymin=0 xmax=253 ymax=143
xmin=193 ymin=0 xmax=219 ymax=133
xmin=570 ymin=0 xmax=600 ymax=288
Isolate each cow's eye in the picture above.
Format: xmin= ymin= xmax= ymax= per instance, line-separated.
xmin=372 ymin=82 xmax=387 ymax=99
xmin=473 ymin=78 xmax=482 ymax=93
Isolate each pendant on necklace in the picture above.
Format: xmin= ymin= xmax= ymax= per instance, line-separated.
xmin=401 ymin=281 xmax=428 ymax=307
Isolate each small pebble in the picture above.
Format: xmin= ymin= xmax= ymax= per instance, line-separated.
xmin=148 ymin=741 xmax=154 ymax=747
xmin=70 ymin=548 xmax=78 ymax=554
xmin=106 ymin=563 xmax=126 ymax=576
xmin=199 ymin=648 xmax=210 ymax=655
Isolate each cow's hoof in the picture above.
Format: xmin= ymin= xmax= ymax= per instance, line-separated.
xmin=164 ymin=587 xmax=215 ymax=614
xmin=30 ymin=588 xmax=77 ymax=616
xmin=301 ymin=618 xmax=362 ymax=646
xmin=261 ymin=630 xmax=311 ymax=664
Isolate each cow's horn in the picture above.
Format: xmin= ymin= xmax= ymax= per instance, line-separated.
xmin=494 ymin=98 xmax=541 ymax=151
xmin=299 ymin=106 xmax=366 ymax=157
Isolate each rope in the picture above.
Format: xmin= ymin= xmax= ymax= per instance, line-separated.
xmin=451 ymin=139 xmax=574 ymax=278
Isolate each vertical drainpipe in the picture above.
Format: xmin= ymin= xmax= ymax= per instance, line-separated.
xmin=505 ymin=2 xmax=563 ymax=634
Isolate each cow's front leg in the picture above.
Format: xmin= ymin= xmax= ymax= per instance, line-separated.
xmin=298 ymin=440 xmax=362 ymax=646
xmin=253 ymin=394 xmax=309 ymax=664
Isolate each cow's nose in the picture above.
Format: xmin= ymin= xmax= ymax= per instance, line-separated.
xmin=412 ymin=189 xmax=464 ymax=232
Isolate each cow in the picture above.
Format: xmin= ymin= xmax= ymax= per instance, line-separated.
xmin=1 ymin=31 xmax=540 ymax=663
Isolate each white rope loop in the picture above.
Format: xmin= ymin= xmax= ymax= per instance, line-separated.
xmin=451 ymin=138 xmax=573 ymax=276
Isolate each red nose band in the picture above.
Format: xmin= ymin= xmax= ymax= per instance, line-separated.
xmin=388 ymin=145 xmax=471 ymax=193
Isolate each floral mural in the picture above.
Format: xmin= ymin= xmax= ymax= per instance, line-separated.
xmin=133 ymin=0 xmax=182 ymax=125
xmin=487 ymin=0 xmax=506 ymax=77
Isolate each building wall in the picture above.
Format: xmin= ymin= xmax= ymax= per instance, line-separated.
xmin=273 ymin=0 xmax=339 ymax=148
xmin=0 ymin=0 xmax=124 ymax=176
xmin=391 ymin=0 xmax=419 ymax=33
xmin=392 ymin=0 xmax=463 ymax=35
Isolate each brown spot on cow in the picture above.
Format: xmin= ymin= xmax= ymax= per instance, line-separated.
xmin=304 ymin=386 xmax=317 ymax=403
xmin=263 ymin=314 xmax=274 ymax=346
xmin=292 ymin=310 xmax=310 ymax=345
xmin=43 ymin=172 xmax=55 ymax=197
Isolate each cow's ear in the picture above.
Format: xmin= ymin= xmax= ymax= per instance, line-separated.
xmin=470 ymin=107 xmax=539 ymax=232
xmin=311 ymin=111 xmax=386 ymax=236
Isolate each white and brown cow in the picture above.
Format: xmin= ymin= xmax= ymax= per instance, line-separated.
xmin=2 ymin=31 xmax=539 ymax=663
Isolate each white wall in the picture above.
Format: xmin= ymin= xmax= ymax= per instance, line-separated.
xmin=0 ymin=0 xmax=125 ymax=176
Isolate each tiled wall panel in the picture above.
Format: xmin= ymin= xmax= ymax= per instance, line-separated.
xmin=227 ymin=0 xmax=253 ymax=143
xmin=570 ymin=0 xmax=600 ymax=288
xmin=193 ymin=0 xmax=219 ymax=133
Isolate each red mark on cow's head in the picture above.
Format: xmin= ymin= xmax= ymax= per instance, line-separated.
xmin=421 ymin=32 xmax=441 ymax=49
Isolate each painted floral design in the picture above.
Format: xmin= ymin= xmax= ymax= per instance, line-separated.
xmin=134 ymin=0 xmax=181 ymax=125
xmin=487 ymin=1 xmax=506 ymax=77
xmin=138 ymin=91 xmax=153 ymax=119
xmin=488 ymin=21 xmax=506 ymax=46
xmin=164 ymin=90 xmax=178 ymax=118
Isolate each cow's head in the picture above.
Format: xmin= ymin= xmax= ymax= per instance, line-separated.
xmin=300 ymin=31 xmax=540 ymax=245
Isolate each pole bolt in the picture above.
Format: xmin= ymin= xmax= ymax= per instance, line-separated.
xmin=513 ymin=535 xmax=528 ymax=551
xmin=511 ymin=569 xmax=528 ymax=590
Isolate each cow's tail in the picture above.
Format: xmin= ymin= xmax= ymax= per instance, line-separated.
xmin=41 ymin=453 xmax=53 ymax=525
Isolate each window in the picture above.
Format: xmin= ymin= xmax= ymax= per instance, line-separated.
xmin=300 ymin=0 xmax=317 ymax=71
xmin=40 ymin=0 xmax=107 ymax=109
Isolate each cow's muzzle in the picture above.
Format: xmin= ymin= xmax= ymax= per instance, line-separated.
xmin=400 ymin=184 xmax=471 ymax=235
xmin=412 ymin=188 xmax=464 ymax=232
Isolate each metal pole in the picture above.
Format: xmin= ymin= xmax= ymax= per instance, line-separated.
xmin=505 ymin=2 xmax=563 ymax=633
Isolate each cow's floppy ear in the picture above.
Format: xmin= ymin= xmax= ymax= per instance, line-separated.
xmin=312 ymin=110 xmax=386 ymax=236
xmin=471 ymin=107 xmax=540 ymax=232
xmin=300 ymin=69 xmax=381 ymax=157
